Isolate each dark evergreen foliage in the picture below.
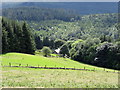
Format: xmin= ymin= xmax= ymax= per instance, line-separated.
xmin=34 ymin=36 xmax=43 ymax=49
xmin=2 ymin=17 xmax=35 ymax=54
xmin=2 ymin=7 xmax=81 ymax=22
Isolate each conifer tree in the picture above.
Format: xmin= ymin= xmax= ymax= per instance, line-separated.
xmin=35 ymin=36 xmax=43 ymax=49
xmin=2 ymin=17 xmax=36 ymax=54
xmin=22 ymin=22 xmax=35 ymax=54
xmin=2 ymin=27 xmax=9 ymax=53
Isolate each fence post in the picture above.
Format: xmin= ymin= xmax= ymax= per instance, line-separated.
xmin=9 ymin=63 xmax=11 ymax=67
xmin=84 ymin=67 xmax=85 ymax=70
xmin=45 ymin=65 xmax=46 ymax=68
xmin=27 ymin=64 xmax=28 ymax=67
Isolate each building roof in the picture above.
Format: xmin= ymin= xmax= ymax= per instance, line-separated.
xmin=54 ymin=48 xmax=60 ymax=54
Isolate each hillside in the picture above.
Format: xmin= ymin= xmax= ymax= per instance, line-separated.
xmin=1 ymin=2 xmax=120 ymax=88
xmin=2 ymin=53 xmax=119 ymax=88
xmin=1 ymin=52 xmax=117 ymax=72
xmin=2 ymin=14 xmax=120 ymax=70
xmin=30 ymin=13 xmax=118 ymax=41
xmin=2 ymin=7 xmax=81 ymax=22
xmin=2 ymin=2 xmax=118 ymax=15
xmin=2 ymin=5 xmax=118 ymax=41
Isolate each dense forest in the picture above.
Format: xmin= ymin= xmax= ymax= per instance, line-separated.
xmin=30 ymin=14 xmax=118 ymax=41
xmin=2 ymin=17 xmax=35 ymax=54
xmin=2 ymin=2 xmax=118 ymax=15
xmin=2 ymin=6 xmax=120 ymax=70
xmin=2 ymin=7 xmax=81 ymax=22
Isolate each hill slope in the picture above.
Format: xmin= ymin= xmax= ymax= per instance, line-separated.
xmin=30 ymin=13 xmax=118 ymax=41
xmin=2 ymin=2 xmax=118 ymax=15
xmin=1 ymin=52 xmax=117 ymax=71
xmin=2 ymin=53 xmax=119 ymax=88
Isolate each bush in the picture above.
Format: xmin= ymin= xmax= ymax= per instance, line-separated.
xmin=41 ymin=46 xmax=52 ymax=57
xmin=34 ymin=50 xmax=42 ymax=55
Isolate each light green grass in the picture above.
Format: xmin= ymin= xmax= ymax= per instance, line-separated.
xmin=1 ymin=52 xmax=119 ymax=72
xmin=2 ymin=67 xmax=119 ymax=88
xmin=1 ymin=53 xmax=119 ymax=88
xmin=50 ymin=54 xmax=59 ymax=57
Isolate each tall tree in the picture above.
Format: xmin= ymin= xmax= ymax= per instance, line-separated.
xmin=22 ymin=22 xmax=35 ymax=54
xmin=35 ymin=36 xmax=43 ymax=49
xmin=2 ymin=27 xmax=9 ymax=53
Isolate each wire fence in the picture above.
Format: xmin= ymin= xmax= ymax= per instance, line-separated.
xmin=2 ymin=63 xmax=119 ymax=73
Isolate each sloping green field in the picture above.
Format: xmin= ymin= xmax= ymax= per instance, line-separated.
xmin=1 ymin=53 xmax=119 ymax=88
xmin=1 ymin=52 xmax=118 ymax=72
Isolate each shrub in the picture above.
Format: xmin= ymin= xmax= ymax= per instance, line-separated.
xmin=41 ymin=46 xmax=52 ymax=57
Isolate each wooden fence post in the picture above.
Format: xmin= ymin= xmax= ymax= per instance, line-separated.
xmin=45 ymin=65 xmax=46 ymax=68
xmin=84 ymin=67 xmax=85 ymax=70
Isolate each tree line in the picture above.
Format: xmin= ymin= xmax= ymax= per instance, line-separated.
xmin=59 ymin=39 xmax=120 ymax=70
xmin=2 ymin=17 xmax=35 ymax=54
xmin=35 ymin=36 xmax=120 ymax=70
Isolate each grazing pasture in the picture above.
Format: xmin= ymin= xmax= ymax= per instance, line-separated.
xmin=1 ymin=53 xmax=119 ymax=88
xmin=1 ymin=53 xmax=118 ymax=72
xmin=2 ymin=67 xmax=118 ymax=88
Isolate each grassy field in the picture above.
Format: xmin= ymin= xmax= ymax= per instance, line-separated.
xmin=1 ymin=52 xmax=118 ymax=71
xmin=1 ymin=52 xmax=119 ymax=88
xmin=2 ymin=67 xmax=118 ymax=88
